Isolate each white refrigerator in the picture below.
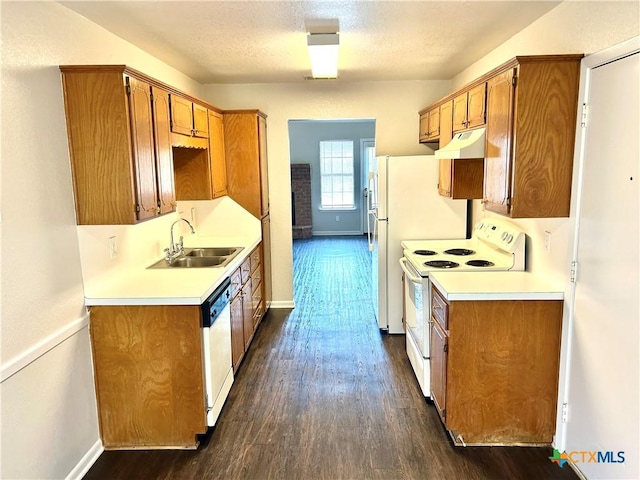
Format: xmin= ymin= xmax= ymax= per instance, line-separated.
xmin=367 ymin=155 xmax=467 ymax=333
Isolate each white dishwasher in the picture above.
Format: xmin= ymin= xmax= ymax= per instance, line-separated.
xmin=201 ymin=278 xmax=234 ymax=427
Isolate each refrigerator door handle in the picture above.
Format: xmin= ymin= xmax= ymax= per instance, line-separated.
xmin=367 ymin=212 xmax=377 ymax=252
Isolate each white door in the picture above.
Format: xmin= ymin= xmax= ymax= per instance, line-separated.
xmin=564 ymin=43 xmax=639 ymax=479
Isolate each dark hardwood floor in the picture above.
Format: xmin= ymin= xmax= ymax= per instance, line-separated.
xmin=84 ymin=236 xmax=577 ymax=480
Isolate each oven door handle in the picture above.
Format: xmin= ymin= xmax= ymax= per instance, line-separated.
xmin=399 ymin=258 xmax=423 ymax=284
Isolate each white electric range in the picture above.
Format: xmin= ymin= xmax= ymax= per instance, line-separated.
xmin=399 ymin=218 xmax=526 ymax=397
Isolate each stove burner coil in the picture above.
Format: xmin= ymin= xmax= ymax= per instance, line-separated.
xmin=444 ymin=248 xmax=476 ymax=256
xmin=424 ymin=260 xmax=459 ymax=269
xmin=414 ymin=249 xmax=437 ymax=256
xmin=466 ymin=259 xmax=495 ymax=267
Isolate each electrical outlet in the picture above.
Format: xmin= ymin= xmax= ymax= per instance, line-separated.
xmin=336 ymin=215 xmax=340 ymax=222
xmin=108 ymin=236 xmax=118 ymax=259
xmin=191 ymin=207 xmax=197 ymax=228
xmin=544 ymin=231 xmax=552 ymax=253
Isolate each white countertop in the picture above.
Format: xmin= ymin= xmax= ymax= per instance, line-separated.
xmin=83 ymin=235 xmax=260 ymax=306
xmin=429 ymin=271 xmax=564 ymax=302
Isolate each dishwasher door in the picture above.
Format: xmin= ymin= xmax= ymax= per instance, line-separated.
xmin=202 ymin=282 xmax=234 ymax=427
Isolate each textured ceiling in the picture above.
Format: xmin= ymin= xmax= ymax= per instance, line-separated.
xmin=60 ymin=1 xmax=562 ymax=84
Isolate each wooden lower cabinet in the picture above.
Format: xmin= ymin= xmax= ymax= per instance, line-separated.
xmin=230 ymin=293 xmax=245 ymax=370
xmin=229 ymin=243 xmax=268 ymax=372
xmin=89 ymin=305 xmax=207 ymax=449
xmin=241 ymin=279 xmax=254 ymax=348
xmin=430 ymin=284 xmax=563 ymax=446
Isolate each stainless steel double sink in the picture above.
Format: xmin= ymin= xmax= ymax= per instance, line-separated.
xmin=148 ymin=247 xmax=244 ymax=269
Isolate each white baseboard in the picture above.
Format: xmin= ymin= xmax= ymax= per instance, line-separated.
xmin=66 ymin=439 xmax=103 ymax=480
xmin=269 ymin=300 xmax=295 ymax=309
xmin=312 ymin=231 xmax=363 ymax=236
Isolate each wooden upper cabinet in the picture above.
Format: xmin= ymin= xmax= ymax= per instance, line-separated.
xmin=420 ymin=54 xmax=581 ymax=216
xmin=438 ymin=102 xmax=453 ymax=197
xmin=452 ymin=93 xmax=468 ymax=133
xmin=484 ymin=70 xmax=515 ymax=215
xmin=258 ymin=115 xmax=270 ymax=217
xmin=170 ymin=95 xmax=209 ymax=138
xmin=127 ymin=77 xmax=158 ymax=222
xmin=452 ymin=83 xmax=487 ymax=133
xmin=224 ymin=110 xmax=269 ymax=219
xmin=437 ymin=100 xmax=484 ymax=200
xmin=208 ymin=110 xmax=228 ymax=198
xmin=60 ymin=66 xmax=176 ymax=224
xmin=419 ymin=105 xmax=440 ymax=143
xmin=428 ymin=108 xmax=440 ymax=138
xmin=467 ymin=83 xmax=487 ymax=128
xmin=483 ymin=57 xmax=581 ymax=218
xmin=419 ymin=112 xmax=430 ymax=142
xmin=170 ymin=95 xmax=195 ymax=136
xmin=152 ymin=87 xmax=176 ymax=215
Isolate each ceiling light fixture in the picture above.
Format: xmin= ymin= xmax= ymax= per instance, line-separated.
xmin=307 ymin=32 xmax=339 ymax=79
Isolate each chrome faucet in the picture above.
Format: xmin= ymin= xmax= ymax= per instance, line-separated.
xmin=165 ymin=218 xmax=195 ymax=263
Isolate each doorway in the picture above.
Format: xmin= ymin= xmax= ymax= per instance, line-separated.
xmin=288 ymin=119 xmax=375 ymax=236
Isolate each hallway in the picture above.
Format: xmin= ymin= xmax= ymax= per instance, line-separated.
xmin=84 ymin=236 xmax=576 ymax=479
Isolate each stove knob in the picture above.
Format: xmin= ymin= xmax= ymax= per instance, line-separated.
xmin=507 ymin=234 xmax=513 ymax=243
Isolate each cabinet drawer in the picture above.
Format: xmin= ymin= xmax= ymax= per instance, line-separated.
xmin=230 ymin=267 xmax=242 ymax=298
xmin=250 ymin=246 xmax=262 ymax=273
xmin=240 ymin=256 xmax=251 ymax=284
xmin=431 ymin=286 xmax=448 ymax=330
xmin=251 ymin=267 xmax=262 ymax=292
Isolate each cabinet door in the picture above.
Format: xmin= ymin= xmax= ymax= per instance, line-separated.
xmin=242 ymin=280 xmax=254 ymax=348
xmin=224 ymin=112 xmax=262 ymax=218
xmin=438 ymin=101 xmax=453 ymax=197
xmin=230 ymin=294 xmax=245 ymax=371
xmin=127 ymin=77 xmax=158 ymax=221
xmin=467 ymin=83 xmax=487 ymax=129
xmin=261 ymin=215 xmax=272 ymax=309
xmin=428 ymin=107 xmax=440 ymax=138
xmin=452 ymin=92 xmax=468 ymax=133
xmin=208 ymin=110 xmax=228 ymax=198
xmin=170 ymin=95 xmax=194 ymax=136
xmin=484 ymin=70 xmax=516 ymax=215
xmin=258 ymin=115 xmax=270 ymax=217
xmin=90 ymin=305 xmax=206 ymax=448
xmin=193 ymin=103 xmax=209 ymax=138
xmin=430 ymin=318 xmax=448 ymax=424
xmin=419 ymin=112 xmax=429 ymax=142
xmin=151 ymin=86 xmax=176 ymax=215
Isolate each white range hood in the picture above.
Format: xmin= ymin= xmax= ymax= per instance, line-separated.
xmin=434 ymin=127 xmax=486 ymax=159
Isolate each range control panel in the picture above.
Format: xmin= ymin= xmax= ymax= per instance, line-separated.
xmin=474 ymin=219 xmax=525 ymax=254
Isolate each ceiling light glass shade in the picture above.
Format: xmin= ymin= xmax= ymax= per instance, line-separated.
xmin=307 ymin=33 xmax=339 ymax=78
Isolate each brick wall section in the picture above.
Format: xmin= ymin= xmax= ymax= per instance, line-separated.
xmin=291 ymin=164 xmax=312 ymax=239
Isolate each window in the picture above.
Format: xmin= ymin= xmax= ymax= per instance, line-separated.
xmin=319 ymin=140 xmax=354 ymax=209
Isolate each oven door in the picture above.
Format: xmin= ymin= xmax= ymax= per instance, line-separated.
xmin=399 ymin=257 xmax=428 ymax=358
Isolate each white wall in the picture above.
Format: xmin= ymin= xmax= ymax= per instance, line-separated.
xmin=202 ymin=80 xmax=451 ymax=304
xmin=0 ymin=3 xmax=203 ymax=478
